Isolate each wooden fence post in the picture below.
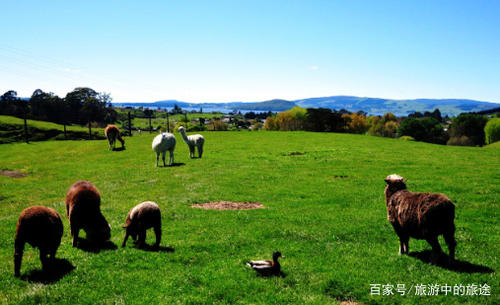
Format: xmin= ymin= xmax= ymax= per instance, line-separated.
xmin=166 ymin=111 xmax=170 ymax=133
xmin=23 ymin=113 xmax=29 ymax=144
xmin=128 ymin=112 xmax=132 ymax=136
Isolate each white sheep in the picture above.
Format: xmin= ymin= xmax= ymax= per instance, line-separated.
xmin=152 ymin=132 xmax=176 ymax=166
xmin=178 ymin=126 xmax=205 ymax=158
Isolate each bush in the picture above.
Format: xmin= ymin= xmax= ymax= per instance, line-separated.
xmin=399 ymin=136 xmax=415 ymax=141
xmin=264 ymin=116 xmax=278 ymax=130
xmin=447 ymin=136 xmax=474 ymax=146
xmin=484 ymin=118 xmax=500 ymax=144
xmin=368 ymin=113 xmax=399 ymax=137
xmin=342 ymin=113 xmax=370 ymax=134
xmin=207 ymin=119 xmax=228 ymax=131
xmin=397 ymin=117 xmax=448 ymax=144
xmin=448 ymin=113 xmax=488 ymax=146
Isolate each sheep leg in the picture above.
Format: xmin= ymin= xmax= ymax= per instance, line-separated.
xmin=137 ymin=229 xmax=146 ymax=249
xmin=156 ymin=152 xmax=160 ymax=167
xmin=162 ymin=151 xmax=166 ymax=167
xmin=153 ymin=223 xmax=161 ymax=248
xmin=70 ymin=222 xmax=79 ymax=247
xmin=122 ymin=232 xmax=129 ymax=247
xmin=399 ymin=236 xmax=409 ymax=255
xmin=189 ymin=145 xmax=195 ymax=158
xmin=198 ymin=144 xmax=203 ymax=158
xmin=40 ymin=249 xmax=49 ymax=271
xmin=14 ymin=239 xmax=24 ymax=277
xmin=168 ymin=150 xmax=174 ymax=166
xmin=426 ymin=236 xmax=443 ymax=264
xmin=444 ymin=230 xmax=456 ymax=260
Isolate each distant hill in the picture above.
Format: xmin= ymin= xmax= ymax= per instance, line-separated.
xmin=113 ymin=96 xmax=500 ymax=116
xmin=294 ymin=96 xmax=500 ymax=116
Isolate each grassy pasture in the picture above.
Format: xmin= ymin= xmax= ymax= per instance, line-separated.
xmin=0 ymin=131 xmax=498 ymax=304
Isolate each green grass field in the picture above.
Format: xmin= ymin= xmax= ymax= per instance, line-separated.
xmin=0 ymin=131 xmax=498 ymax=304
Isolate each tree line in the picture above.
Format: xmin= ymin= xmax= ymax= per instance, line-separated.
xmin=264 ymin=107 xmax=500 ymax=146
xmin=0 ymin=88 xmax=117 ymax=127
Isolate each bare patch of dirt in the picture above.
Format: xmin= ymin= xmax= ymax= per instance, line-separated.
xmin=0 ymin=169 xmax=28 ymax=178
xmin=191 ymin=201 xmax=264 ymax=210
xmin=290 ymin=152 xmax=304 ymax=156
xmin=333 ymin=175 xmax=348 ymax=179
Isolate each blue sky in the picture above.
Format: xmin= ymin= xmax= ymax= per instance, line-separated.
xmin=1 ymin=0 xmax=499 ymax=103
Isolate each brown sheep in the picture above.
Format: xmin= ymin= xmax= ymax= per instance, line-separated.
xmin=14 ymin=206 xmax=63 ymax=277
xmin=66 ymin=181 xmax=111 ymax=247
xmin=384 ymin=174 xmax=456 ymax=263
xmin=122 ymin=201 xmax=161 ymax=249
xmin=105 ymin=124 xmax=125 ymax=151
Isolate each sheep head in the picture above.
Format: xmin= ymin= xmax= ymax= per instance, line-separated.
xmin=384 ymin=174 xmax=407 ymax=203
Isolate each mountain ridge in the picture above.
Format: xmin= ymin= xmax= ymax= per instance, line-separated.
xmin=113 ymin=96 xmax=500 ymax=116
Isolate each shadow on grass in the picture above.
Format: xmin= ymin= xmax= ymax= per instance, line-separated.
xmin=409 ymin=250 xmax=494 ymax=273
xmin=20 ymin=258 xmax=75 ymax=284
xmin=76 ymin=239 xmax=117 ymax=253
xmin=163 ymin=163 xmax=185 ymax=167
xmin=112 ymin=146 xmax=126 ymax=151
xmin=257 ymin=270 xmax=287 ymax=278
xmin=138 ymin=244 xmax=175 ymax=253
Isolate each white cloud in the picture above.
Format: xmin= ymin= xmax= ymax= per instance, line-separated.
xmin=310 ymin=66 xmax=319 ymax=71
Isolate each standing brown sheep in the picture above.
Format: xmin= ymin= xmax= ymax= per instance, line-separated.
xmin=384 ymin=174 xmax=456 ymax=263
xmin=105 ymin=124 xmax=125 ymax=151
xmin=14 ymin=206 xmax=63 ymax=277
xmin=122 ymin=201 xmax=161 ymax=249
xmin=66 ymin=181 xmax=111 ymax=247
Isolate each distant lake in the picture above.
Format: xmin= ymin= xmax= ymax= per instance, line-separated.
xmin=124 ymin=105 xmax=275 ymax=114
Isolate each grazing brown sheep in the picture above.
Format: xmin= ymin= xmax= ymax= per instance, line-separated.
xmin=66 ymin=181 xmax=111 ymax=247
xmin=14 ymin=206 xmax=63 ymax=277
xmin=384 ymin=174 xmax=456 ymax=262
xmin=122 ymin=201 xmax=161 ymax=249
xmin=105 ymin=124 xmax=125 ymax=151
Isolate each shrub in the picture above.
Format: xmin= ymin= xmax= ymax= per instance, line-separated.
xmin=397 ymin=117 xmax=448 ymax=144
xmin=207 ymin=119 xmax=228 ymax=131
xmin=484 ymin=118 xmax=500 ymax=144
xmin=448 ymin=113 xmax=488 ymax=146
xmin=264 ymin=116 xmax=278 ymax=130
xmin=342 ymin=113 xmax=370 ymax=134
xmin=368 ymin=113 xmax=398 ymax=137
xmin=304 ymin=108 xmax=345 ymax=132
xmin=399 ymin=136 xmax=415 ymax=141
xmin=447 ymin=136 xmax=474 ymax=146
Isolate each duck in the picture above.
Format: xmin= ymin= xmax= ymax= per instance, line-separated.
xmin=246 ymin=251 xmax=283 ymax=276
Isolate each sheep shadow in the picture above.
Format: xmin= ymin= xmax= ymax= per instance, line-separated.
xmin=76 ymin=239 xmax=117 ymax=253
xmin=112 ymin=147 xmax=126 ymax=151
xmin=136 ymin=244 xmax=175 ymax=253
xmin=161 ymin=163 xmax=185 ymax=167
xmin=409 ymin=250 xmax=494 ymax=273
xmin=20 ymin=258 xmax=75 ymax=284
